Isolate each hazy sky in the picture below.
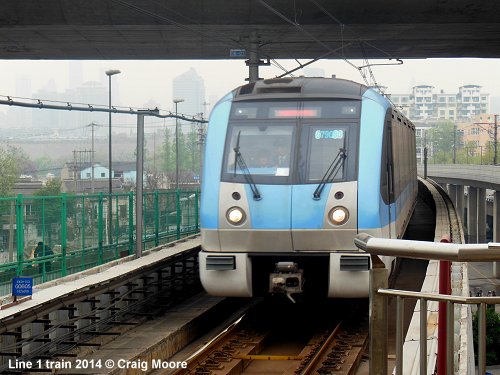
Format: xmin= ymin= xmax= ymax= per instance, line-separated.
xmin=0 ymin=58 xmax=500 ymax=116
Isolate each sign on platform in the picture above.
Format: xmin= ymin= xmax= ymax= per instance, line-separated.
xmin=12 ymin=277 xmax=33 ymax=297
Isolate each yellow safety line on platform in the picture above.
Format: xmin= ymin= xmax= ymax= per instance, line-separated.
xmin=233 ymin=354 xmax=303 ymax=361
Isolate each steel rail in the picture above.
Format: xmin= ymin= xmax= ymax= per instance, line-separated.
xmin=299 ymin=321 xmax=343 ymax=375
xmin=173 ymin=315 xmax=246 ymax=375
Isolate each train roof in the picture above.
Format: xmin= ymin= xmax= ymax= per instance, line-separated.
xmin=233 ymin=77 xmax=369 ymax=101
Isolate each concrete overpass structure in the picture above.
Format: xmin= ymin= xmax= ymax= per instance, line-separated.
xmin=1 ymin=0 xmax=500 ymax=60
xmin=420 ymin=164 xmax=500 ymax=277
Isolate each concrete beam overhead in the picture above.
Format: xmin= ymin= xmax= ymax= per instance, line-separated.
xmin=1 ymin=1 xmax=500 ymax=59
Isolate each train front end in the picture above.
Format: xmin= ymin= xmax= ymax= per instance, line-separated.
xmin=200 ymin=77 xmax=391 ymax=300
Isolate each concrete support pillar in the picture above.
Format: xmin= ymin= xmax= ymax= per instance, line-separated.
xmin=467 ymin=187 xmax=478 ymax=243
xmin=456 ymin=185 xmax=465 ymax=225
xmin=494 ymin=191 xmax=500 ymax=277
xmin=478 ymin=188 xmax=487 ymax=243
xmin=448 ymin=184 xmax=458 ymax=209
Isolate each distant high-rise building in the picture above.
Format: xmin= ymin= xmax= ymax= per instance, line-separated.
xmin=172 ymin=68 xmax=205 ymax=117
xmin=74 ymin=81 xmax=107 ymax=131
xmin=32 ymin=79 xmax=61 ymax=129
xmin=8 ymin=76 xmax=32 ymax=127
xmin=29 ymin=80 xmax=107 ymax=133
xmin=457 ymin=85 xmax=489 ymax=118
xmin=388 ymin=84 xmax=490 ymax=122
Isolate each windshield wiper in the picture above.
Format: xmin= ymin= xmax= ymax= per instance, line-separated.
xmin=233 ymin=131 xmax=262 ymax=200
xmin=312 ymin=148 xmax=347 ymax=200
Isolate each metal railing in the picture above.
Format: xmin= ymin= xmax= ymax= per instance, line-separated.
xmin=355 ymin=234 xmax=500 ymax=375
xmin=0 ymin=190 xmax=199 ymax=296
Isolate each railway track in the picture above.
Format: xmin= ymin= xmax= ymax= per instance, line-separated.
xmin=171 ymin=299 xmax=368 ymax=375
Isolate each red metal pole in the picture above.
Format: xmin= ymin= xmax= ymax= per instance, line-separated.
xmin=437 ymin=236 xmax=451 ymax=374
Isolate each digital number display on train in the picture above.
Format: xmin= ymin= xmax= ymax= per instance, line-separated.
xmin=314 ymin=129 xmax=344 ymax=140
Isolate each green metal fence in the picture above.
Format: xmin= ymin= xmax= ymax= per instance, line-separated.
xmin=0 ymin=190 xmax=200 ymax=297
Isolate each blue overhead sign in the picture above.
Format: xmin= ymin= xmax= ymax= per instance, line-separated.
xmin=230 ymin=49 xmax=246 ymax=57
xmin=12 ymin=277 xmax=33 ymax=297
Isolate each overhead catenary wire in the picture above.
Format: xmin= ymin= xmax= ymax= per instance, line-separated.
xmin=110 ymin=0 xmax=243 ymax=50
xmin=110 ymin=0 xmax=298 ymax=75
xmin=308 ymin=0 xmax=404 ymax=97
xmin=257 ymin=0 xmax=361 ymax=71
xmin=257 ymin=0 xmax=404 ymax=93
xmin=114 ymin=0 xmax=364 ymax=79
xmin=122 ymin=0 xmax=301 ymax=77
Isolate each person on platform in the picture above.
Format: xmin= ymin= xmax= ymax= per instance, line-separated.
xmin=34 ymin=241 xmax=53 ymax=274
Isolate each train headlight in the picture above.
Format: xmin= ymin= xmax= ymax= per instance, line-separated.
xmin=329 ymin=206 xmax=349 ymax=225
xmin=226 ymin=207 xmax=246 ymax=225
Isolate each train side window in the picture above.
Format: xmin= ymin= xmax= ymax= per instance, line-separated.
xmin=381 ymin=117 xmax=395 ymax=204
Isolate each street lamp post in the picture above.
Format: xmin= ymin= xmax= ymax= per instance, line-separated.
xmin=173 ymin=98 xmax=184 ymax=190
xmin=105 ymin=69 xmax=121 ymax=245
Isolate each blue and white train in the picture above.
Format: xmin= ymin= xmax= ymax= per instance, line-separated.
xmin=199 ymin=77 xmax=417 ymax=300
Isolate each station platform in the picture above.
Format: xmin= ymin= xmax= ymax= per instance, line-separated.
xmin=0 ymin=236 xmax=201 ymax=319
xmin=60 ymin=293 xmax=227 ymax=374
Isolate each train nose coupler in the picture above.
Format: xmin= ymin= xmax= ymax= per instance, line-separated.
xmin=269 ymin=261 xmax=304 ymax=303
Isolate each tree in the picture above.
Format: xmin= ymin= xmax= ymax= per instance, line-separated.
xmin=0 ymin=145 xmax=27 ymax=197
xmin=185 ymin=128 xmax=200 ymax=176
xmin=473 ymin=307 xmax=500 ymax=365
xmin=428 ymin=121 xmax=456 ymax=163
xmin=161 ymin=127 xmax=175 ymax=173
xmin=34 ymin=178 xmax=62 ymax=197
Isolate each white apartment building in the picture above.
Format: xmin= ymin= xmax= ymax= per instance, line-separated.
xmin=388 ymin=84 xmax=489 ymax=122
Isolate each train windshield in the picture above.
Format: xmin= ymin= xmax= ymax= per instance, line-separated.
xmin=222 ymin=100 xmax=358 ymax=185
xmin=306 ymin=126 xmax=347 ymax=182
xmin=225 ymin=124 xmax=294 ymax=178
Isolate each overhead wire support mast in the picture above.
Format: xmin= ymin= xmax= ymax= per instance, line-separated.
xmin=0 ymin=97 xmax=207 ymax=123
xmin=246 ymin=31 xmax=270 ymax=83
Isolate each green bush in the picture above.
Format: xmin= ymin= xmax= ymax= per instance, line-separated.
xmin=472 ymin=307 xmax=500 ymax=365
